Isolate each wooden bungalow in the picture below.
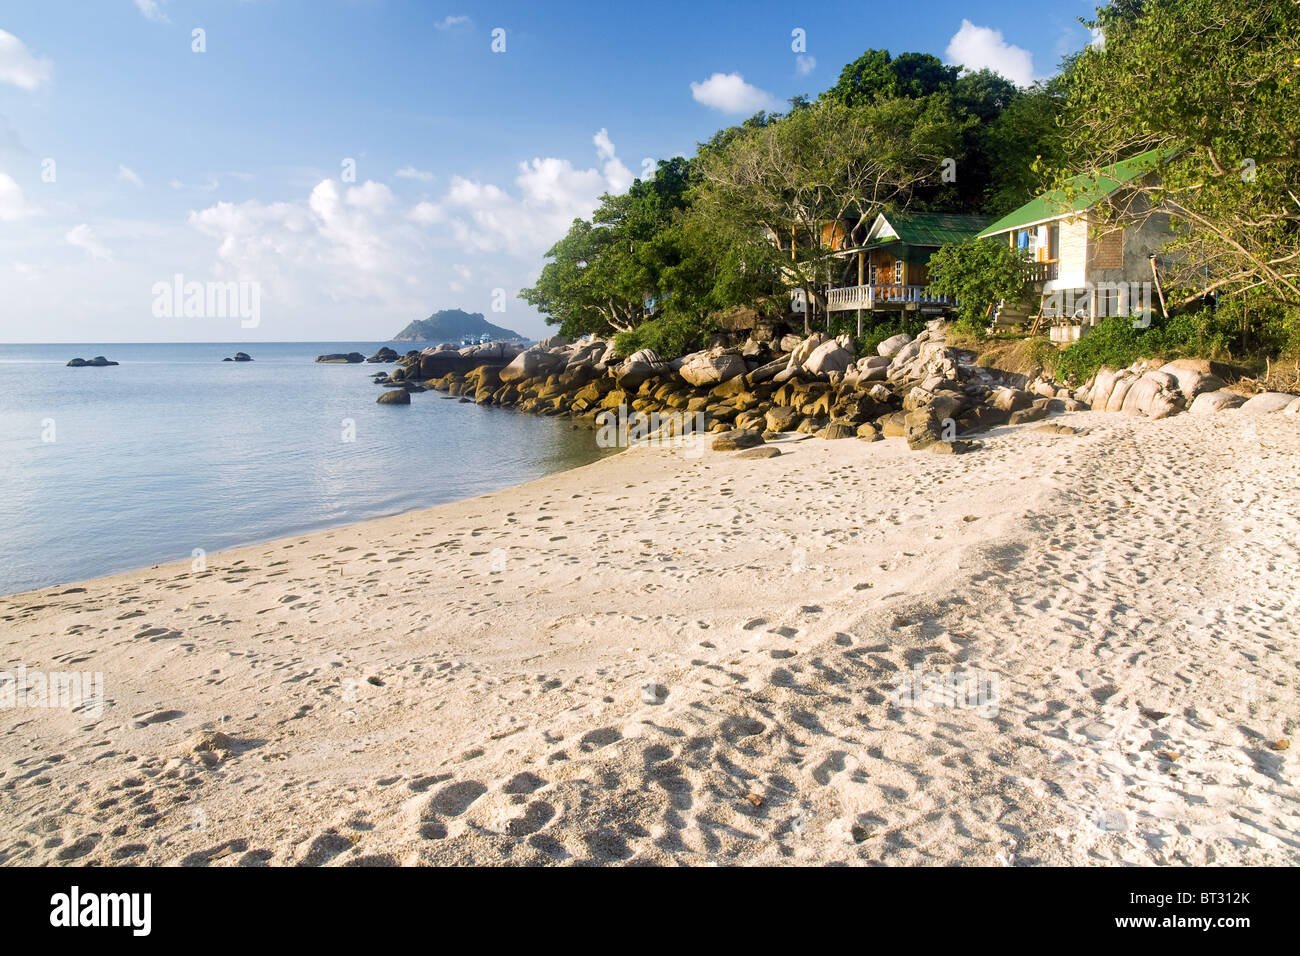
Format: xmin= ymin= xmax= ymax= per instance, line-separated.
xmin=824 ymin=211 xmax=993 ymax=323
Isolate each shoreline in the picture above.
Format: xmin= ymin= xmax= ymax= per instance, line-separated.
xmin=3 ymin=408 xmax=1297 ymax=865
xmin=1 ymin=428 xmax=623 ymax=602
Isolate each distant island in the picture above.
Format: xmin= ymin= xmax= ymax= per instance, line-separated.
xmin=392 ymin=309 xmax=524 ymax=344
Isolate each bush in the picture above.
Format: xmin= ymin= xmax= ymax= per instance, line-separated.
xmin=926 ymin=239 xmax=1032 ymax=336
xmin=612 ymin=313 xmax=713 ymax=360
xmin=1051 ymin=316 xmax=1145 ymax=381
xmin=1204 ymin=295 xmax=1299 ymax=358
xmin=1050 ymin=296 xmax=1300 ymax=383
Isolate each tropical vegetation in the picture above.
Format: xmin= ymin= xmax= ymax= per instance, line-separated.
xmin=520 ymin=0 xmax=1299 ymax=373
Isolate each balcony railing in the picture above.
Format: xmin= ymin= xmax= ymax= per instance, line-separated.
xmin=1029 ymin=261 xmax=1060 ymax=282
xmin=825 ymin=284 xmax=958 ymax=312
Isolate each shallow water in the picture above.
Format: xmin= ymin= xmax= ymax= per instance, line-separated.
xmin=0 ymin=342 xmax=616 ymax=595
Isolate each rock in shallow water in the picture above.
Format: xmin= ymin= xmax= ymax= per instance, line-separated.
xmin=67 ymin=356 xmax=119 ymax=367
xmin=376 ymin=389 xmax=411 ymax=405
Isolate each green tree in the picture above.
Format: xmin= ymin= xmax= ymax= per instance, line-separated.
xmin=1064 ymin=0 xmax=1300 ymax=308
xmin=952 ymin=69 xmax=1019 ymax=123
xmin=927 ymin=238 xmax=1033 ymax=332
xmin=889 ymin=52 xmax=960 ymax=99
xmin=824 ymin=50 xmax=958 ymax=106
xmin=980 ymin=80 xmax=1067 ymax=214
xmin=520 ymin=158 xmax=702 ymax=337
xmin=695 ymin=96 xmax=964 ymax=328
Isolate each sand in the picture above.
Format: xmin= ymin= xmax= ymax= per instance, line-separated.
xmin=1 ymin=408 xmax=1297 ymax=866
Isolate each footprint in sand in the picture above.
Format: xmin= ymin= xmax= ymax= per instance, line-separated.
xmin=295 ymin=832 xmax=353 ymax=867
xmin=505 ymin=801 xmax=556 ymax=837
xmin=430 ymin=780 xmax=487 ymax=817
xmin=502 ymin=772 xmax=547 ymax=795
xmin=56 ymin=834 xmax=101 ymax=862
xmin=578 ymin=728 xmax=623 ymax=752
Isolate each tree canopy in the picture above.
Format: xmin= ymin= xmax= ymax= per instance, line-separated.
xmin=518 ymin=1 xmax=1298 ymax=359
xmin=1063 ymin=0 xmax=1300 ymax=306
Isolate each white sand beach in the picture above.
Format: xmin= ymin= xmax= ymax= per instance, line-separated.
xmin=2 ymin=408 xmax=1297 ymax=866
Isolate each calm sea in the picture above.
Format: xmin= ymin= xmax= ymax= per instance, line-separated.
xmin=0 ymin=342 xmax=616 ymax=596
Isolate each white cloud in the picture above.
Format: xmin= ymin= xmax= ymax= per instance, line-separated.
xmin=170 ymin=176 xmax=220 ymax=192
xmin=165 ymin=132 xmax=634 ymax=336
xmin=422 ymin=130 xmax=635 ymax=257
xmin=795 ymin=55 xmax=816 ymax=76
xmin=343 ymin=180 xmax=394 ymax=213
xmin=690 ymin=72 xmax=780 ymax=114
xmin=307 ymin=180 xmax=395 ymax=273
xmin=944 ymin=19 xmax=1038 ymax=88
xmin=395 ymin=166 xmax=435 ymax=182
xmin=133 ymin=0 xmax=170 ymax=22
xmin=592 ymin=128 xmax=633 ymax=193
xmin=186 ymin=177 xmax=436 ymax=312
xmin=66 ymin=224 xmax=111 ymax=260
xmin=0 ymin=29 xmax=53 ymax=91
xmin=118 ymin=165 xmax=143 ymax=187
xmin=449 ymin=263 xmax=472 ymax=292
xmin=1090 ymin=27 xmax=1106 ymax=52
xmin=407 ymin=201 xmax=443 ymax=224
xmin=0 ymin=172 xmax=37 ymax=221
xmin=434 ymin=15 xmax=472 ymax=31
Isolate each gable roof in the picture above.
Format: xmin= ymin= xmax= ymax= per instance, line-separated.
xmin=867 ymin=211 xmax=994 ymax=247
xmin=978 ymin=148 xmax=1169 ymax=238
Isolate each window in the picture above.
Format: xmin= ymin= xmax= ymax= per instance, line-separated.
xmin=893 ymin=260 xmax=903 ymax=284
xmin=868 ymin=262 xmax=878 ymax=285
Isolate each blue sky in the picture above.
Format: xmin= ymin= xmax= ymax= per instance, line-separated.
xmin=0 ymin=0 xmax=1099 ymax=342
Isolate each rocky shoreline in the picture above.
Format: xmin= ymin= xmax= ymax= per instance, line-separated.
xmin=365 ymin=321 xmax=1299 ymax=451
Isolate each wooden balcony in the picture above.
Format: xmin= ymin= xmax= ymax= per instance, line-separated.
xmin=825 ymin=284 xmax=958 ymax=312
xmin=1029 ymin=261 xmax=1060 ymax=282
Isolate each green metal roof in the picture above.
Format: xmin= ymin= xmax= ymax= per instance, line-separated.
xmin=857 ymin=239 xmax=932 ymax=265
xmin=880 ymin=212 xmax=994 ymax=246
xmin=977 ymin=148 xmax=1169 ymax=238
